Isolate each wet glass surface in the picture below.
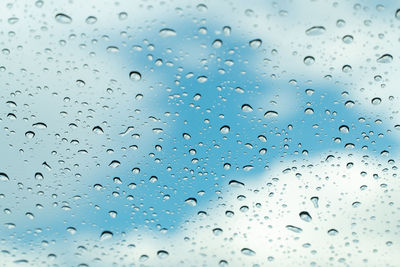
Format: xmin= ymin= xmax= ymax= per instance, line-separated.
xmin=0 ymin=0 xmax=399 ymax=266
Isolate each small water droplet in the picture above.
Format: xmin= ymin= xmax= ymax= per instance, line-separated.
xmin=305 ymin=26 xmax=326 ymax=36
xmin=185 ymin=197 xmax=197 ymax=206
xmin=311 ymin=196 xmax=319 ymax=208
xmin=241 ymin=104 xmax=253 ymax=112
xmin=286 ymin=225 xmax=303 ymax=233
xmin=100 ymin=231 xmax=113 ymax=241
xmin=371 ymin=97 xmax=381 ymax=105
xmin=159 ymin=28 xmax=176 ymax=37
xmin=339 ymin=125 xmax=349 ymax=133
xmin=55 ymin=13 xmax=72 ymax=24
xmin=241 ymin=248 xmax=255 ymax=256
xmin=85 ymin=16 xmax=97 ymax=24
xmin=328 ymin=229 xmax=339 ymax=236
xmin=303 ymin=56 xmax=315 ymax=65
xmin=129 ymin=71 xmax=142 ymax=81
xmin=249 ymin=39 xmax=262 ymax=49
xmin=264 ymin=111 xmax=278 ymax=118
xmin=342 ymin=35 xmax=354 ymax=44
xmin=299 ymin=211 xmax=312 ymax=222
xmin=220 ymin=125 xmax=230 ymax=134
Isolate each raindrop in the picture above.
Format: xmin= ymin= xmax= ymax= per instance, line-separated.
xmin=339 ymin=125 xmax=349 ymax=133
xmin=241 ymin=104 xmax=253 ymax=112
xmin=328 ymin=229 xmax=339 ymax=236
xmin=0 ymin=173 xmax=9 ymax=181
xmin=305 ymin=26 xmax=326 ymax=36
xmin=85 ymin=16 xmax=97 ymax=24
xmin=25 ymin=131 xmax=35 ymax=139
xmin=286 ymin=225 xmax=303 ymax=233
xmin=299 ymin=211 xmax=312 ymax=222
xmin=264 ymin=111 xmax=278 ymax=118
xmin=241 ymin=248 xmax=255 ymax=256
xmin=129 ymin=71 xmax=142 ymax=81
xmin=92 ymin=126 xmax=104 ymax=134
xmin=220 ymin=125 xmax=230 ymax=134
xmin=100 ymin=231 xmax=113 ymax=241
xmin=342 ymin=35 xmax=353 ymax=44
xmin=185 ymin=198 xmax=197 ymax=206
xmin=371 ymin=97 xmax=381 ymax=105
xmin=55 ymin=13 xmax=72 ymax=24
xmin=212 ymin=39 xmax=223 ymax=48
xmin=157 ymin=250 xmax=169 ymax=259
xmin=311 ymin=196 xmax=319 ymax=208
xmin=377 ymin=54 xmax=393 ymax=63
xmin=396 ymin=9 xmax=400 ymax=20
xmin=303 ymin=56 xmax=315 ymax=65
xmin=159 ymin=28 xmax=177 ymax=37
xmin=249 ymin=39 xmax=262 ymax=49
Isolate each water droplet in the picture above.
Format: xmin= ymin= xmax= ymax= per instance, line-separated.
xmin=212 ymin=39 xmax=222 ymax=48
xmin=377 ymin=54 xmax=393 ymax=63
xmin=100 ymin=231 xmax=113 ymax=241
xmin=311 ymin=196 xmax=319 ymax=208
xmin=129 ymin=71 xmax=142 ymax=81
xmin=92 ymin=126 xmax=104 ymax=134
xmin=395 ymin=9 xmax=400 ymax=20
xmin=197 ymin=76 xmax=208 ymax=83
xmin=67 ymin=227 xmax=77 ymax=234
xmin=339 ymin=125 xmax=349 ymax=133
xmin=352 ymin=201 xmax=361 ymax=207
xmin=182 ymin=133 xmax=191 ymax=140
xmin=55 ymin=13 xmax=72 ymax=24
xmin=328 ymin=229 xmax=339 ymax=236
xmin=157 ymin=250 xmax=169 ymax=259
xmin=8 ymin=17 xmax=19 ymax=24
xmin=305 ymin=26 xmax=326 ymax=36
xmin=185 ymin=198 xmax=197 ymax=206
xmin=264 ymin=111 xmax=278 ymax=118
xmin=229 ymin=180 xmax=244 ymax=187
xmin=286 ymin=225 xmax=303 ymax=233
xmin=342 ymin=35 xmax=353 ymax=44
xmin=108 ymin=160 xmax=120 ymax=168
xmin=220 ymin=125 xmax=230 ymax=134
xmin=299 ymin=211 xmax=312 ymax=222
xmin=303 ymin=56 xmax=315 ymax=65
xmin=107 ymin=46 xmax=119 ymax=53
xmin=371 ymin=97 xmax=381 ymax=105
xmin=241 ymin=104 xmax=253 ymax=112
xmin=304 ymin=108 xmax=314 ymax=115
xmin=249 ymin=39 xmax=262 ymax=49
xmin=85 ymin=16 xmax=97 ymax=24
xmin=25 ymin=131 xmax=35 ymax=139
xmin=241 ymin=248 xmax=255 ymax=256
xmin=212 ymin=228 xmax=223 ymax=236
xmin=32 ymin=122 xmax=47 ymax=129
xmin=118 ymin=12 xmax=128 ymax=20
xmin=0 ymin=173 xmax=9 ymax=181
xmin=159 ymin=28 xmax=176 ymax=37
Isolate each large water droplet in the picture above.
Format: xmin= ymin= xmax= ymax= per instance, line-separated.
xmin=377 ymin=54 xmax=393 ymax=63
